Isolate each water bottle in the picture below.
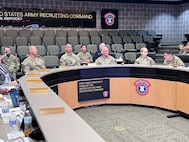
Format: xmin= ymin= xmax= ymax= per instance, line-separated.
xmin=2 ymin=102 xmax=9 ymax=123
xmin=24 ymin=110 xmax=33 ymax=136
xmin=9 ymin=112 xmax=19 ymax=133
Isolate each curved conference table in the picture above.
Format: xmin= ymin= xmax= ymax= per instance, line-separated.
xmin=19 ymin=64 xmax=189 ymax=142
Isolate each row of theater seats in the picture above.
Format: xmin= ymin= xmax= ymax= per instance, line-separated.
xmin=0 ymin=29 xmax=161 ymax=51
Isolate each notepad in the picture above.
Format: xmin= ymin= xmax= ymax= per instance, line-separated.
xmin=29 ymin=87 xmax=48 ymax=93
xmin=39 ymin=106 xmax=65 ymax=114
xmin=27 ymin=79 xmax=42 ymax=84
xmin=59 ymin=66 xmax=68 ymax=69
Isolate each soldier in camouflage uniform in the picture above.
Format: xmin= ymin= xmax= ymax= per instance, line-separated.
xmin=1 ymin=47 xmax=20 ymax=78
xmin=60 ymin=43 xmax=80 ymax=67
xmin=95 ymin=46 xmax=117 ymax=65
xmin=22 ymin=46 xmax=46 ymax=74
xmin=77 ymin=45 xmax=93 ymax=65
xmin=134 ymin=47 xmax=155 ymax=65
xmin=163 ymin=49 xmax=185 ymax=67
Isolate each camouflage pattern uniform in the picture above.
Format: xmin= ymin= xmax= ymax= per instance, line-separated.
xmin=1 ymin=54 xmax=20 ymax=77
xmin=22 ymin=55 xmax=46 ymax=74
xmin=60 ymin=53 xmax=80 ymax=67
xmin=95 ymin=55 xmax=117 ymax=65
xmin=134 ymin=56 xmax=155 ymax=65
xmin=163 ymin=55 xmax=185 ymax=67
xmin=77 ymin=52 xmax=93 ymax=64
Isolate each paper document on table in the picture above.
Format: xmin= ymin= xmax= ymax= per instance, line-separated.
xmin=39 ymin=106 xmax=65 ymax=114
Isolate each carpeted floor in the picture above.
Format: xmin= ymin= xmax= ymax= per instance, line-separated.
xmin=75 ymin=105 xmax=189 ymax=142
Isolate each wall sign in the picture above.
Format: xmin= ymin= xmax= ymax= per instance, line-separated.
xmin=101 ymin=9 xmax=118 ymax=29
xmin=78 ymin=78 xmax=110 ymax=102
xmin=0 ymin=8 xmax=96 ymax=28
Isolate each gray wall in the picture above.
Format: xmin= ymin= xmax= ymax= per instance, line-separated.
xmin=1 ymin=0 xmax=189 ymax=45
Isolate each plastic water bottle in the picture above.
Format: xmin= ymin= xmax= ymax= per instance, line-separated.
xmin=2 ymin=102 xmax=9 ymax=123
xmin=24 ymin=110 xmax=33 ymax=136
xmin=9 ymin=112 xmax=19 ymax=133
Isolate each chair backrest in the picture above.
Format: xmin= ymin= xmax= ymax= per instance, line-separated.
xmin=112 ymin=36 xmax=122 ymax=44
xmin=87 ymin=44 xmax=98 ymax=54
xmin=127 ymin=30 xmax=137 ymax=36
xmin=147 ymin=30 xmax=156 ymax=37
xmin=0 ymin=30 xmax=5 ymax=37
xmin=115 ymin=52 xmax=124 ymax=60
xmin=19 ymin=29 xmax=31 ymax=38
xmin=29 ymin=37 xmax=42 ymax=46
xmin=119 ymin=30 xmax=128 ymax=36
xmin=99 ymin=30 xmax=109 ymax=36
xmin=36 ymin=45 xmax=46 ymax=56
xmin=124 ymin=52 xmax=136 ymax=63
xmin=67 ymin=37 xmax=79 ymax=46
xmin=137 ymin=30 xmax=147 ymax=36
xmin=143 ymin=35 xmax=154 ymax=43
xmin=122 ymin=36 xmax=132 ymax=43
xmin=111 ymin=44 xmax=123 ymax=53
xmin=16 ymin=37 xmax=28 ymax=46
xmin=90 ymin=36 xmax=101 ymax=45
xmin=78 ymin=31 xmax=89 ymax=37
xmin=74 ymin=44 xmax=82 ymax=54
xmin=109 ymin=30 xmax=119 ymax=36
xmin=101 ymin=36 xmax=112 ymax=45
xmin=55 ymin=37 xmax=67 ymax=46
xmin=89 ymin=30 xmax=99 ymax=37
xmin=105 ymin=44 xmax=112 ymax=52
xmin=60 ymin=45 xmax=66 ymax=54
xmin=17 ymin=46 xmax=29 ymax=57
xmin=43 ymin=55 xmax=59 ymax=68
xmin=56 ymin=30 xmax=67 ymax=37
xmin=1 ymin=37 xmax=14 ymax=46
xmin=46 ymin=45 xmax=60 ymax=56
xmin=42 ymin=37 xmax=55 ymax=46
xmin=132 ymin=36 xmax=143 ymax=43
xmin=32 ymin=30 xmax=44 ymax=37
xmin=44 ymin=30 xmax=55 ymax=37
xmin=123 ymin=43 xmax=137 ymax=51
xmin=6 ymin=30 xmax=18 ymax=38
xmin=135 ymin=43 xmax=147 ymax=51
xmin=79 ymin=37 xmax=90 ymax=45
xmin=67 ymin=30 xmax=78 ymax=37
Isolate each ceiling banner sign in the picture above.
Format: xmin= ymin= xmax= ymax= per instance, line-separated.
xmin=101 ymin=9 xmax=118 ymax=29
xmin=0 ymin=8 xmax=96 ymax=28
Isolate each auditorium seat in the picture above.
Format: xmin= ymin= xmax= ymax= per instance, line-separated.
xmin=79 ymin=36 xmax=90 ymax=45
xmin=89 ymin=30 xmax=99 ymax=37
xmin=109 ymin=30 xmax=119 ymax=36
xmin=99 ymin=30 xmax=109 ymax=36
xmin=42 ymin=37 xmax=55 ymax=46
xmin=87 ymin=44 xmax=98 ymax=54
xmin=46 ymin=45 xmax=60 ymax=56
xmin=122 ymin=36 xmax=132 ymax=43
xmin=105 ymin=44 xmax=112 ymax=52
xmin=29 ymin=37 xmax=42 ymax=46
xmin=44 ymin=30 xmax=55 ymax=37
xmin=74 ymin=44 xmax=82 ymax=54
xmin=19 ymin=29 xmax=31 ymax=39
xmin=55 ymin=37 xmax=67 ymax=46
xmin=90 ymin=36 xmax=101 ymax=45
xmin=127 ymin=30 xmax=137 ymax=37
xmin=32 ymin=30 xmax=44 ymax=37
xmin=115 ymin=52 xmax=124 ymax=60
xmin=78 ymin=31 xmax=89 ymax=37
xmin=17 ymin=46 xmax=29 ymax=62
xmin=124 ymin=52 xmax=137 ymax=63
xmin=101 ymin=36 xmax=112 ymax=45
xmin=6 ymin=30 xmax=18 ymax=38
xmin=132 ymin=35 xmax=143 ymax=43
xmin=112 ymin=36 xmax=123 ymax=44
xmin=111 ymin=44 xmax=123 ymax=53
xmin=123 ymin=43 xmax=137 ymax=52
xmin=16 ymin=37 xmax=28 ymax=46
xmin=68 ymin=30 xmax=78 ymax=37
xmin=67 ymin=37 xmax=79 ymax=46
xmin=1 ymin=37 xmax=14 ymax=46
xmin=135 ymin=43 xmax=147 ymax=51
xmin=119 ymin=30 xmax=128 ymax=37
xmin=56 ymin=30 xmax=67 ymax=37
xmin=0 ymin=30 xmax=5 ymax=38
xmin=43 ymin=55 xmax=59 ymax=68
xmin=36 ymin=45 xmax=46 ymax=56
xmin=137 ymin=30 xmax=147 ymax=37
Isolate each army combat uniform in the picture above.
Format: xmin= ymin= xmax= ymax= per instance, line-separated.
xmin=134 ymin=56 xmax=155 ymax=65
xmin=1 ymin=54 xmax=20 ymax=77
xmin=77 ymin=52 xmax=93 ymax=64
xmin=60 ymin=53 xmax=80 ymax=67
xmin=95 ymin=55 xmax=117 ymax=65
xmin=163 ymin=55 xmax=185 ymax=67
xmin=22 ymin=55 xmax=46 ymax=74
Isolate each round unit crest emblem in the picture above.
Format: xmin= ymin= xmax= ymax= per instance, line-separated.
xmin=104 ymin=12 xmax=116 ymax=26
xmin=134 ymin=80 xmax=151 ymax=96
